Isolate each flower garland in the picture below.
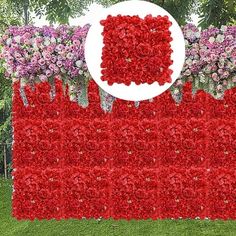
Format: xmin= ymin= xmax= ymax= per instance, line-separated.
xmin=0 ymin=24 xmax=91 ymax=107
xmin=100 ymin=14 xmax=173 ymax=85
xmin=171 ymin=24 xmax=236 ymax=102
xmin=0 ymin=24 xmax=236 ymax=110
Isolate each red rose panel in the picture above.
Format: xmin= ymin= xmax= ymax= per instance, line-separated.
xmin=100 ymin=15 xmax=173 ymax=85
xmin=12 ymin=80 xmax=236 ymax=220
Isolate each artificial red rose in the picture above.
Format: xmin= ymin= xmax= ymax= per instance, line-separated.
xmin=100 ymin=15 xmax=173 ymax=85
xmin=12 ymin=79 xmax=236 ymax=220
xmin=136 ymin=43 xmax=152 ymax=57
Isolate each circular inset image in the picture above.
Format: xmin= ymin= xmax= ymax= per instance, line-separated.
xmin=85 ymin=0 xmax=185 ymax=101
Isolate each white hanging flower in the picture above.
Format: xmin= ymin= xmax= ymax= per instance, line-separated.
xmin=84 ymin=72 xmax=90 ymax=78
xmin=32 ymin=42 xmax=39 ymax=51
xmin=174 ymin=89 xmax=179 ymax=95
xmin=184 ymin=39 xmax=189 ymax=46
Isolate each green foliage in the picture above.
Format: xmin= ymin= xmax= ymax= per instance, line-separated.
xmin=9 ymin=0 xmax=96 ymax=25
xmin=0 ymin=0 xmax=22 ymax=31
xmin=150 ymin=0 xmax=197 ymax=25
xmin=87 ymin=0 xmax=197 ymax=26
xmin=0 ymin=72 xmax=12 ymax=168
xmin=0 ymin=74 xmax=12 ymax=145
xmin=4 ymin=0 xmax=236 ymax=27
xmin=198 ymin=0 xmax=236 ymax=28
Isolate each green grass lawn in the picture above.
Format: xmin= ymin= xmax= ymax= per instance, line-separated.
xmin=1 ymin=178 xmax=236 ymax=236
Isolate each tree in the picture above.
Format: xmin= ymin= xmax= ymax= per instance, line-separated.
xmin=0 ymin=0 xmax=23 ymax=30
xmin=198 ymin=0 xmax=236 ymax=28
xmin=150 ymin=0 xmax=197 ymax=25
xmin=83 ymin=0 xmax=198 ymax=25
xmin=8 ymin=0 xmax=96 ymax=25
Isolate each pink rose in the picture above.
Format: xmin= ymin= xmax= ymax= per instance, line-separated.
xmin=38 ymin=59 xmax=46 ymax=66
xmin=54 ymin=66 xmax=60 ymax=74
xmin=49 ymin=64 xmax=55 ymax=71
xmin=211 ymin=73 xmax=219 ymax=81
xmin=56 ymin=60 xmax=63 ymax=67
xmin=56 ymin=44 xmax=64 ymax=51
xmin=31 ymin=57 xmax=38 ymax=64
xmin=44 ymin=54 xmax=51 ymax=61
xmin=46 ymin=69 xmax=53 ymax=77
xmin=51 ymin=56 xmax=56 ymax=63
xmin=39 ymin=74 xmax=47 ymax=82
xmin=66 ymin=53 xmax=74 ymax=59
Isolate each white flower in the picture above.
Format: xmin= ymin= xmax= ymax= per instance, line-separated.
xmin=79 ymin=70 xmax=83 ymax=75
xmin=84 ymin=72 xmax=90 ymax=78
xmin=6 ymin=38 xmax=12 ymax=45
xmin=184 ymin=39 xmax=189 ymax=46
xmin=75 ymin=60 xmax=83 ymax=68
xmin=216 ymin=34 xmax=224 ymax=43
xmin=209 ymin=37 xmax=215 ymax=43
xmin=195 ymin=32 xmax=200 ymax=38
xmin=174 ymin=89 xmax=179 ymax=95
xmin=186 ymin=31 xmax=192 ymax=38
xmin=186 ymin=58 xmax=192 ymax=66
xmin=14 ymin=36 xmax=21 ymax=44
xmin=44 ymin=40 xmax=50 ymax=46
xmin=51 ymin=37 xmax=56 ymax=43
xmin=32 ymin=43 xmax=39 ymax=51
xmin=57 ymin=38 xmax=61 ymax=42
xmin=66 ymin=53 xmax=74 ymax=60
xmin=220 ymin=25 xmax=227 ymax=32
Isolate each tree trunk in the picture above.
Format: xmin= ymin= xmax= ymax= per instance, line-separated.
xmin=23 ymin=0 xmax=29 ymax=25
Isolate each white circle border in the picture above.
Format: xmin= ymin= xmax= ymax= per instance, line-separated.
xmin=85 ymin=0 xmax=185 ymax=101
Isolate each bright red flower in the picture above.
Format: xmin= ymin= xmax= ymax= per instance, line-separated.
xmin=12 ymin=80 xmax=236 ymax=220
xmin=100 ymin=15 xmax=173 ymax=85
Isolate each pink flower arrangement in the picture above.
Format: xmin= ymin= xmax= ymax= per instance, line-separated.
xmin=0 ymin=25 xmax=90 ymax=81
xmin=0 ymin=23 xmax=235 ymax=107
xmin=171 ymin=24 xmax=236 ymax=102
xmin=0 ymin=24 xmax=91 ymax=106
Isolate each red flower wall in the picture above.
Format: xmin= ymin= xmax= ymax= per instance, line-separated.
xmin=12 ymin=80 xmax=236 ymax=220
